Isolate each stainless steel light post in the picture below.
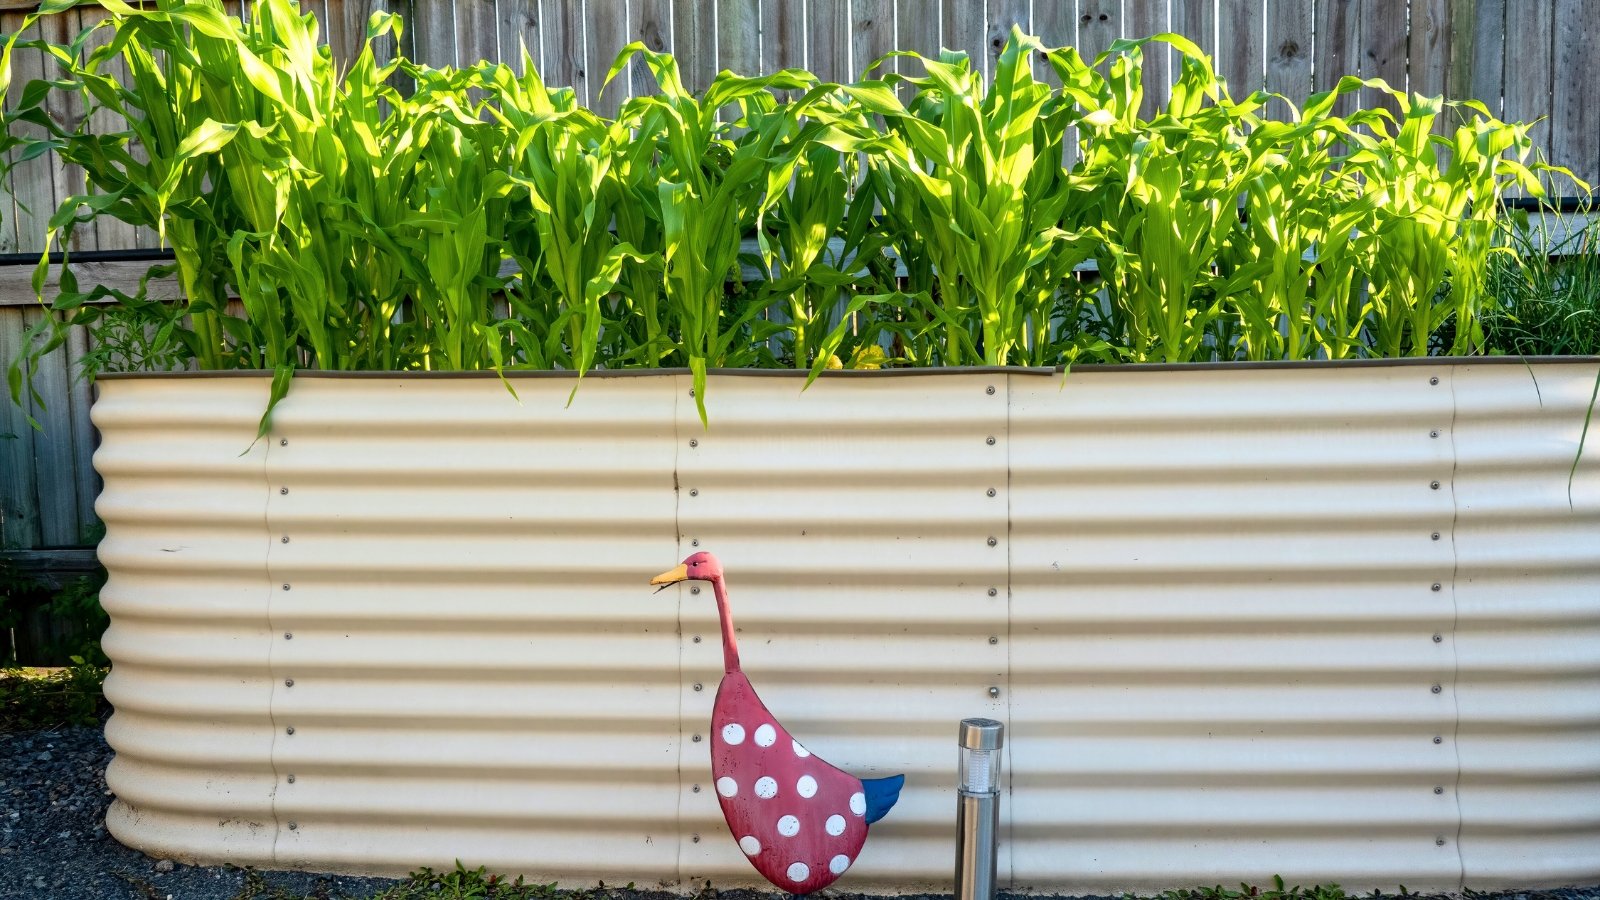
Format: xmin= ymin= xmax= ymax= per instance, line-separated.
xmin=955 ymin=717 xmax=1004 ymax=900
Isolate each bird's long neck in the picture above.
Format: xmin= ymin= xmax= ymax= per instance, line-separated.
xmin=710 ymin=576 xmax=741 ymax=674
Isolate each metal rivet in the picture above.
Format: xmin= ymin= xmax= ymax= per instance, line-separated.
xmin=286 ymin=774 xmax=295 ymax=784
xmin=284 ymin=678 xmax=294 ymax=688
xmin=281 ymin=536 xmax=290 ymax=544
xmin=279 ymin=487 xmax=289 ymax=495
xmin=1434 ymin=786 xmax=1444 ymax=795
xmin=282 ymin=583 xmax=291 ymax=591
xmin=1434 ymin=736 xmax=1443 ymax=744
xmin=284 ymin=632 xmax=293 ymax=640
xmin=1430 ymin=430 xmax=1440 ymax=438
xmin=987 ymin=488 xmax=996 ymax=497
xmin=288 ymin=822 xmax=298 ymax=831
xmin=986 ymin=436 xmax=996 ymax=446
xmin=692 ymin=784 xmax=700 ymax=793
xmin=1436 ymin=837 xmax=1446 ymax=846
xmin=1431 ymin=684 xmax=1443 ymax=694
xmin=988 ymin=588 xmax=998 ymax=597
xmin=279 ymin=438 xmax=288 ymax=447
xmin=988 ymin=636 xmax=998 ymax=645
xmin=689 ymin=489 xmax=698 ymax=497
xmin=987 ymin=537 xmax=998 ymax=547
xmin=1433 ymin=633 xmax=1443 ymax=643
xmin=690 ymin=586 xmax=700 ymax=594
xmin=691 ymin=539 xmax=700 ymax=547
xmin=986 ymin=385 xmax=996 ymax=395
xmin=1432 ymin=583 xmax=1442 ymax=592
xmin=692 ymin=734 xmax=702 ymax=742
xmin=692 ymin=834 xmax=701 ymax=843
xmin=1432 ymin=532 xmax=1441 ymax=541
xmin=689 ymin=389 xmax=695 ymax=397
xmin=987 ymin=686 xmax=1000 ymax=698
xmin=692 ymin=635 xmax=701 ymax=643
xmin=286 ymin=726 xmax=295 ymax=735
xmin=1430 ymin=376 xmax=1439 ymax=385
xmin=693 ymin=683 xmax=703 ymax=692
xmin=1430 ymin=481 xmax=1441 ymax=490
xmin=689 ymin=439 xmax=698 ymax=448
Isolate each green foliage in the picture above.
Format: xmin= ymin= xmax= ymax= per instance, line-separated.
xmin=1480 ymin=211 xmax=1600 ymax=357
xmin=0 ymin=2 xmax=1575 ymax=424
xmin=0 ymin=659 xmax=107 ymax=730
xmin=1154 ymin=876 xmax=1354 ymax=900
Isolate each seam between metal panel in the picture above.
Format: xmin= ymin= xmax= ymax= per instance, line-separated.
xmin=1003 ymin=374 xmax=1015 ymax=892
xmin=1446 ymin=368 xmax=1465 ymax=889
xmin=672 ymin=374 xmax=686 ymax=888
xmin=262 ymin=429 xmax=285 ymax=865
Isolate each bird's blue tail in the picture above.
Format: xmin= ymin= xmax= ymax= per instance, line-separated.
xmin=861 ymin=774 xmax=905 ymax=825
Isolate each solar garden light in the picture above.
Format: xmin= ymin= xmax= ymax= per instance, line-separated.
xmin=955 ymin=717 xmax=1004 ymax=900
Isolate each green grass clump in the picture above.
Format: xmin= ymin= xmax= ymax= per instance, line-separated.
xmin=0 ymin=661 xmax=106 ymax=730
xmin=1481 ymin=212 xmax=1600 ymax=356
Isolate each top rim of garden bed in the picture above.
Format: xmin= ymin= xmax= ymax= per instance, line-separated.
xmin=94 ymin=356 xmax=1600 ymax=381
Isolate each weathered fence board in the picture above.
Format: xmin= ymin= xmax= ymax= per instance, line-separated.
xmin=1 ymin=0 xmax=1599 ymax=562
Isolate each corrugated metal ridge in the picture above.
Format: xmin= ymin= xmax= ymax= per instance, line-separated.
xmin=91 ymin=356 xmax=1600 ymax=380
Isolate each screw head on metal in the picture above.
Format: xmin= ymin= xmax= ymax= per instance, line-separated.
xmin=279 ymin=438 xmax=288 ymax=446
xmin=691 ymin=539 xmax=700 ymax=547
xmin=690 ymin=586 xmax=700 ymax=595
xmin=1431 ymin=684 xmax=1443 ymax=694
xmin=987 ymin=536 xmax=998 ymax=547
xmin=1434 ymin=786 xmax=1444 ymax=795
xmin=689 ymin=489 xmax=698 ymax=497
xmin=692 ymin=635 xmax=702 ymax=643
xmin=1436 ymin=837 xmax=1446 ymax=846
xmin=692 ymin=834 xmax=701 ymax=843
xmin=281 ymin=536 xmax=290 ymax=544
xmin=1430 ymin=481 xmax=1441 ymax=490
xmin=988 ymin=636 xmax=998 ymax=645
xmin=689 ymin=439 xmax=698 ymax=448
xmin=689 ymin=389 xmax=695 ymax=397
xmin=988 ymin=587 xmax=998 ymax=597
xmin=282 ymin=583 xmax=291 ymax=591
xmin=1433 ymin=633 xmax=1443 ymax=643
xmin=280 ymin=487 xmax=289 ymax=495
xmin=1432 ymin=532 xmax=1441 ymax=541
xmin=284 ymin=632 xmax=293 ymax=640
xmin=987 ymin=488 xmax=997 ymax=497
xmin=987 ymin=686 xmax=1000 ymax=698
xmin=693 ymin=683 xmax=703 ymax=692
xmin=692 ymin=784 xmax=700 ymax=793
xmin=986 ymin=436 xmax=996 ymax=446
xmin=286 ymin=726 xmax=295 ymax=735
xmin=1433 ymin=736 xmax=1443 ymax=744
xmin=1430 ymin=430 xmax=1439 ymax=438
xmin=692 ymin=734 xmax=702 ymax=743
xmin=986 ymin=385 xmax=996 ymax=395
xmin=284 ymin=678 xmax=294 ymax=688
xmin=1430 ymin=376 xmax=1439 ymax=385
xmin=1432 ymin=583 xmax=1442 ymax=592
xmin=288 ymin=822 xmax=298 ymax=831
xmin=286 ymin=774 xmax=295 ymax=784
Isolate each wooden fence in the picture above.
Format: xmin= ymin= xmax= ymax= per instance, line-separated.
xmin=2 ymin=0 xmax=1599 ymax=560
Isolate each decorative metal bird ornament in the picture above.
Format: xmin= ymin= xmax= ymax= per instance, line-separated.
xmin=651 ymin=552 xmax=904 ymax=893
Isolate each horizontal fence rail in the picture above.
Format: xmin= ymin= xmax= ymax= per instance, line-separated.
xmin=90 ymin=361 xmax=1600 ymax=891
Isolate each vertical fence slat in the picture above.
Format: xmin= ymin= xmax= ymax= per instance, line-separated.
xmin=1358 ymin=0 xmax=1406 ymax=116
xmin=1454 ymin=0 xmax=1505 ymax=114
xmin=586 ymin=0 xmax=629 ymax=114
xmin=8 ymin=15 xmax=55 ymax=255
xmin=1076 ymin=0 xmax=1121 ymax=64
xmin=0 ymin=308 xmax=41 ymax=550
xmin=23 ymin=307 xmax=79 ymax=546
xmin=853 ymin=0 xmax=896 ymax=79
xmin=498 ymin=0 xmax=543 ymax=73
xmin=1264 ymin=0 xmax=1312 ymax=119
xmin=66 ymin=323 xmax=98 ymax=538
xmin=76 ymin=6 xmax=142 ymax=254
xmin=539 ymin=0 xmax=588 ymax=102
xmin=942 ymin=0 xmax=986 ymax=71
xmin=806 ymin=0 xmax=849 ymax=85
xmin=1551 ymin=0 xmax=1600 ymax=190
xmin=761 ymin=0 xmax=805 ymax=72
xmin=1313 ymin=0 xmax=1362 ymax=116
xmin=1172 ymin=0 xmax=1216 ymax=53
xmin=1215 ymin=0 xmax=1263 ymax=98
xmin=457 ymin=0 xmax=503 ymax=69
xmin=987 ymin=0 xmax=1031 ymax=80
xmin=673 ymin=0 xmax=718 ymax=92
xmin=1503 ymin=0 xmax=1554 ymax=181
xmin=408 ymin=0 xmax=457 ymax=67
xmin=629 ymin=0 xmax=673 ymax=96
xmin=1125 ymin=0 xmax=1168 ymax=116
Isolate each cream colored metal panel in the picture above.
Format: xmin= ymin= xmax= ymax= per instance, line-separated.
xmin=1450 ymin=363 xmax=1600 ymax=890
xmin=93 ymin=365 xmax=1600 ymax=892
xmin=1007 ymin=366 xmax=1462 ymax=893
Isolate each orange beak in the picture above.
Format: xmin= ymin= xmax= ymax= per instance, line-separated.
xmin=650 ymin=563 xmax=689 ymax=586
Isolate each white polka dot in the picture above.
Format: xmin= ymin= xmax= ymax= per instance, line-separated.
xmin=787 ymin=862 xmax=810 ymax=883
xmin=849 ymin=792 xmax=866 ymax=816
xmin=722 ymin=723 xmax=746 ymax=745
xmin=796 ymin=775 xmax=818 ymax=798
xmin=755 ymin=776 xmax=778 ymax=798
xmin=825 ymin=814 xmax=846 ymax=835
xmin=739 ymin=835 xmax=761 ymax=857
xmin=754 ymin=724 xmax=777 ymax=747
xmin=792 ymin=740 xmax=811 ymax=758
xmin=715 ymin=777 xmax=738 ymax=798
xmin=829 ymin=854 xmax=851 ymax=875
xmin=777 ymin=815 xmax=800 ymax=836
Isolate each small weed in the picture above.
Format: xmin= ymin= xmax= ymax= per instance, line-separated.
xmin=0 ymin=660 xmax=107 ymax=731
xmin=1153 ymin=876 xmax=1351 ymax=900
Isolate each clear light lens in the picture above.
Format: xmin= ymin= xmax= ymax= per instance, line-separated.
xmin=960 ymin=747 xmax=997 ymax=792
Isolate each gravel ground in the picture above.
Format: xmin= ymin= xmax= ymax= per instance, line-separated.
xmin=3 ymin=725 xmax=1599 ymax=900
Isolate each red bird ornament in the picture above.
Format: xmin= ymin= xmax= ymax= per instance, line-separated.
xmin=651 ymin=552 xmax=904 ymax=893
